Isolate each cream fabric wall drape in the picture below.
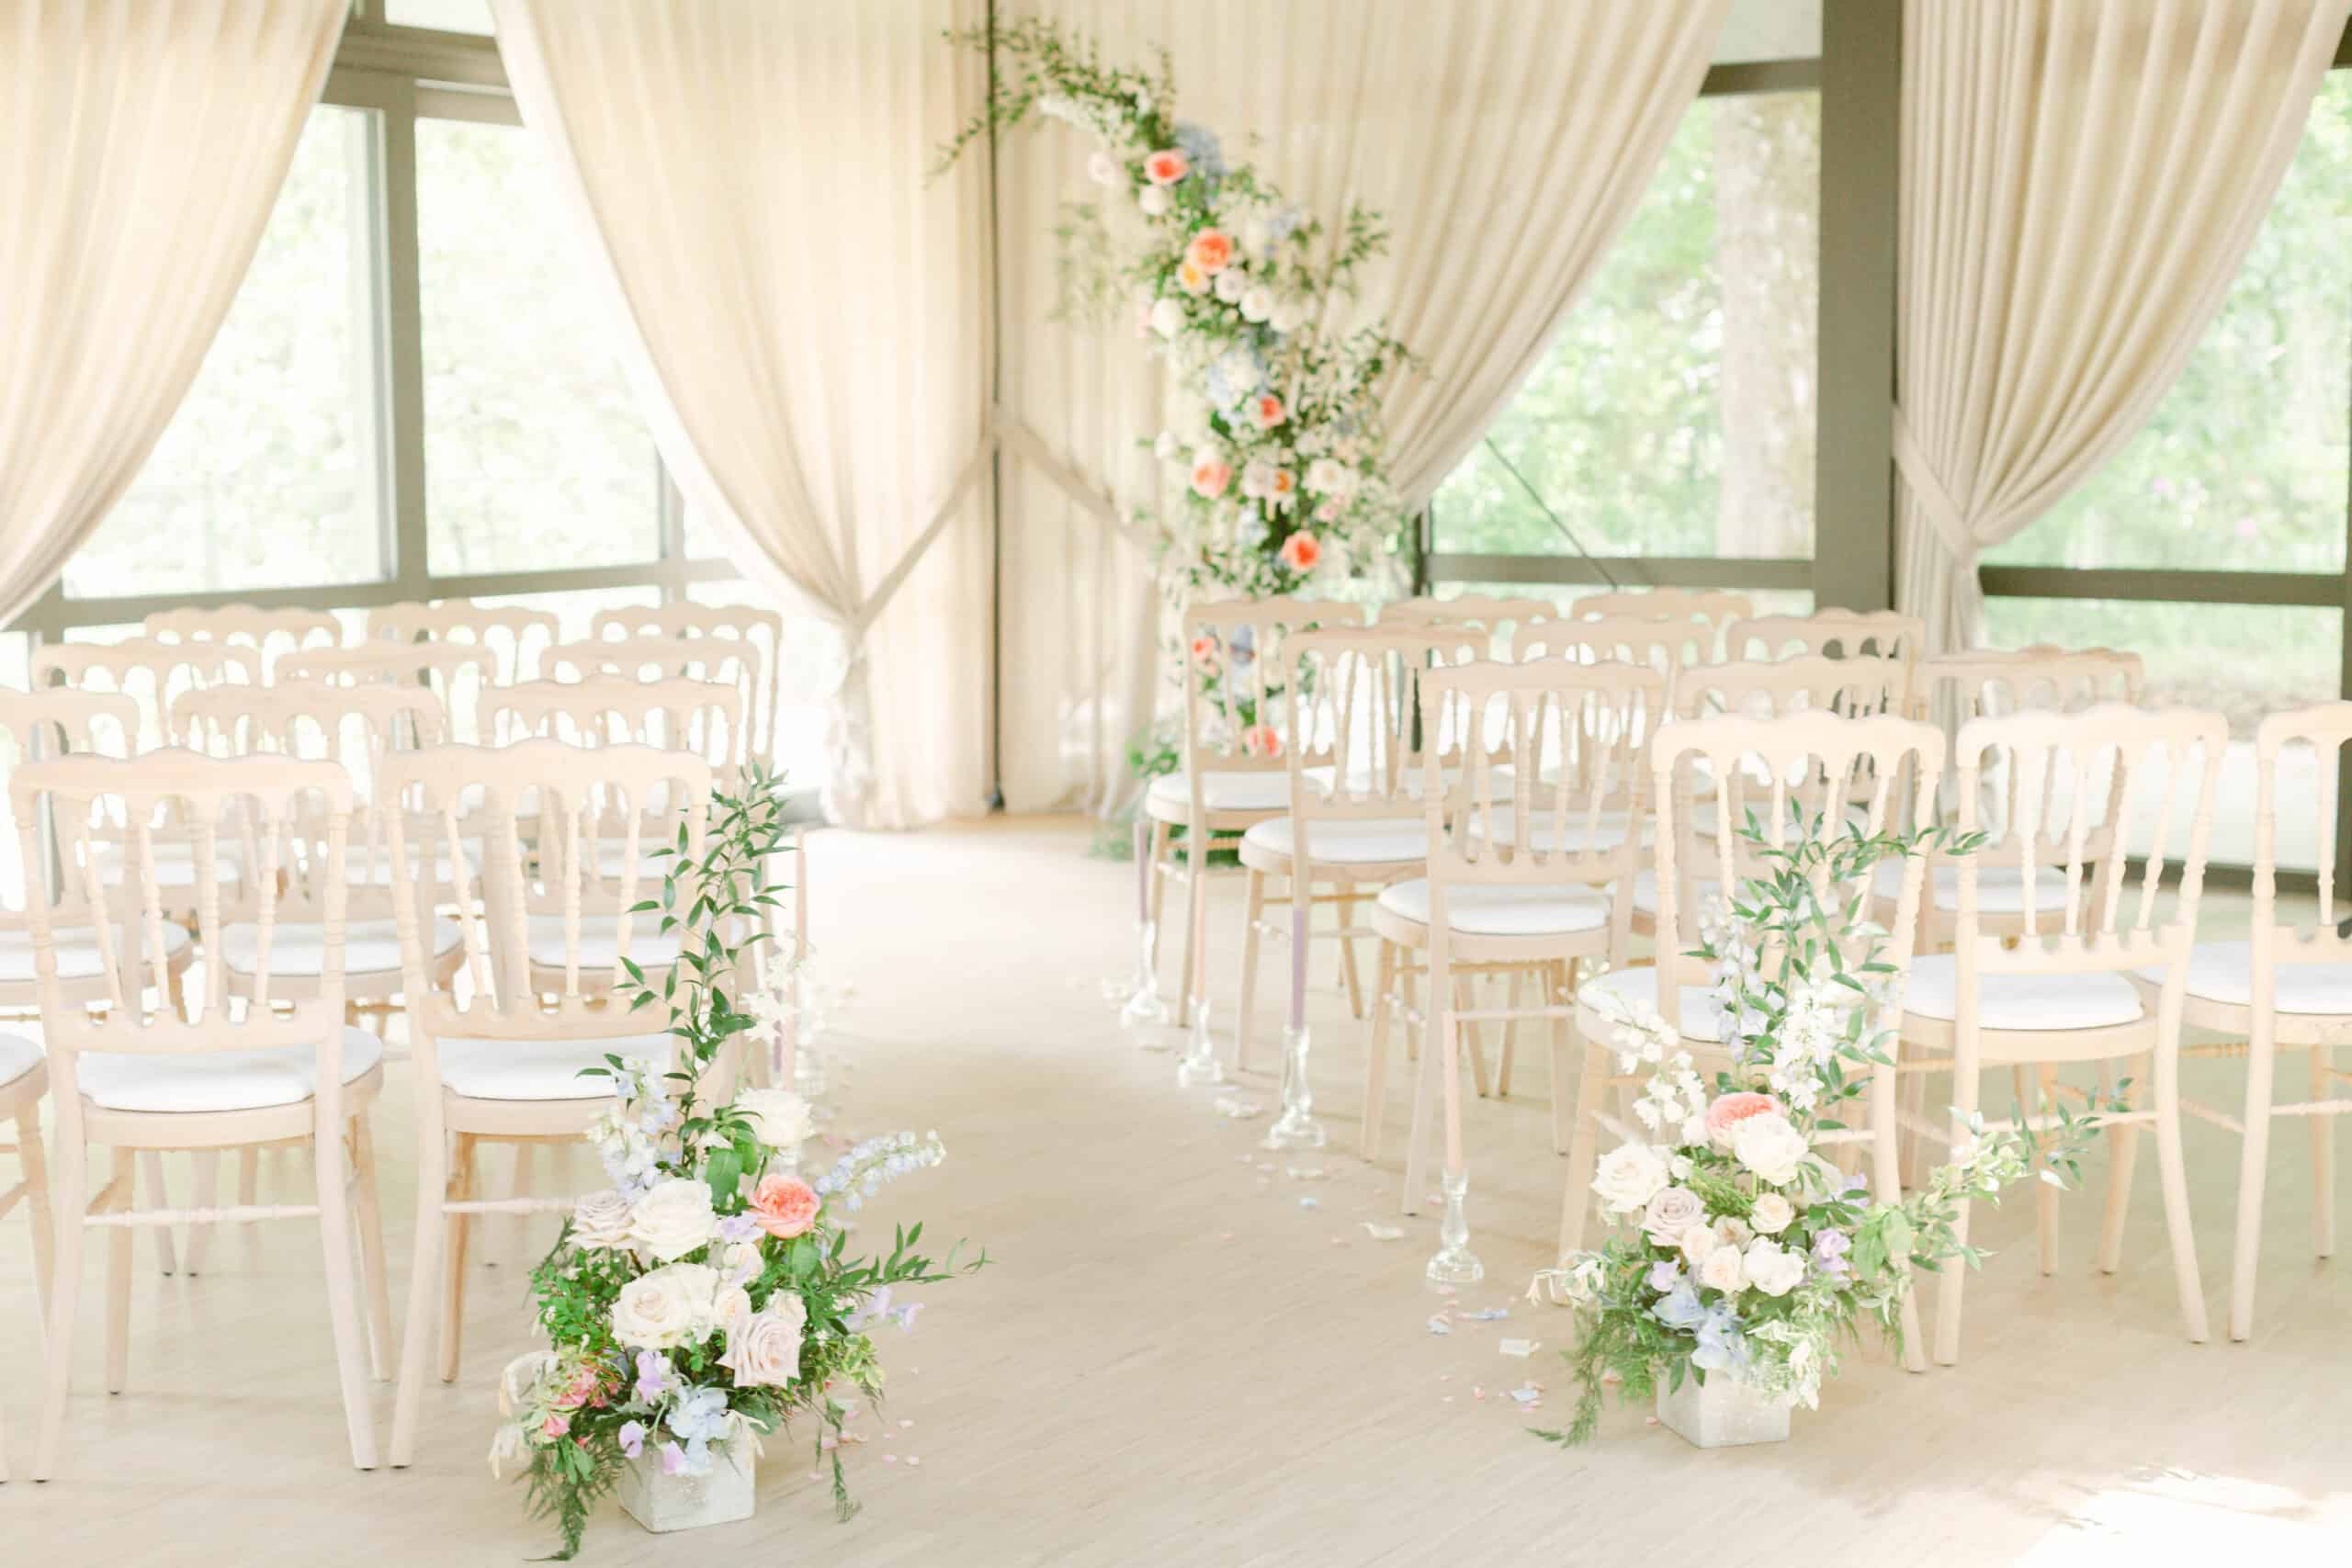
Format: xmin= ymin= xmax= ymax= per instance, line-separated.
xmin=492 ymin=0 xmax=993 ymax=829
xmin=1894 ymin=0 xmax=2349 ymax=652
xmin=0 ymin=0 xmax=345 ymax=627
xmin=994 ymin=0 xmax=1730 ymax=814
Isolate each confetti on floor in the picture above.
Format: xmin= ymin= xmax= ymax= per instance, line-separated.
xmin=1461 ymin=1307 xmax=1509 ymax=1322
xmin=1499 ymin=1338 xmax=1539 ymax=1358
xmin=1426 ymin=1315 xmax=1453 ymax=1336
xmin=1215 ymin=1096 xmax=1267 ymax=1119
xmin=1284 ymin=1165 xmax=1329 ymax=1180
xmin=1297 ymin=1196 xmax=1319 ymax=1210
xmin=1509 ymin=1384 xmax=1544 ymax=1404
xmin=1360 ymin=1222 xmax=1406 ymax=1241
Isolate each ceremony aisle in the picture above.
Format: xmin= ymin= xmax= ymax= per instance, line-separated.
xmin=4 ymin=816 xmax=2350 ymax=1564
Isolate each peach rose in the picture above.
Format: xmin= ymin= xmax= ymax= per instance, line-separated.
xmin=1190 ymin=634 xmax=1219 ymax=664
xmin=1276 ymin=531 xmax=1321 ymax=573
xmin=1190 ymin=458 xmax=1233 ymax=500
xmin=1250 ymin=393 xmax=1285 ymax=430
xmin=1177 ymin=260 xmax=1210 ymax=295
xmin=1241 ymin=724 xmax=1281 ymax=758
xmin=1185 ymin=229 xmax=1234 ymax=274
xmin=1143 ymin=149 xmax=1191 ymax=186
xmin=748 ymin=1173 xmax=820 ymax=1240
xmin=1705 ymin=1091 xmax=1782 ymax=1148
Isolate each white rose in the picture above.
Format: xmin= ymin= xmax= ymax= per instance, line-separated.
xmin=1148 ymin=297 xmax=1186 ymax=338
xmin=1086 ymin=149 xmax=1119 ymax=186
xmin=720 ymin=1239 xmax=765 ymax=1288
xmin=736 ymin=1088 xmax=813 ymax=1155
xmin=1731 ymin=1111 xmax=1811 ymax=1187
xmin=714 ymin=1283 xmax=753 ymax=1343
xmin=1677 ymin=1224 xmax=1716 ymax=1265
xmin=1591 ymin=1143 xmax=1669 ymax=1215
xmin=611 ymin=1261 xmax=720 ymax=1349
xmin=1269 ymin=297 xmax=1306 ymax=333
xmin=1137 ymin=186 xmax=1170 ymax=218
xmin=1713 ymin=1214 xmax=1754 ymax=1251
xmin=629 ymin=1177 xmax=717 ymax=1264
xmin=1214 ymin=267 xmax=1248 ymax=304
xmin=1641 ymin=1186 xmax=1706 ymax=1247
xmin=570 ymin=1189 xmax=635 ymax=1251
xmin=1750 ymin=1192 xmax=1795 ymax=1235
xmin=1743 ymin=1237 xmax=1807 ymax=1297
xmin=1697 ymin=1244 xmax=1746 ymax=1294
xmin=1239 ymin=286 xmax=1274 ymax=323
xmin=720 ymin=1294 xmax=808 ymax=1389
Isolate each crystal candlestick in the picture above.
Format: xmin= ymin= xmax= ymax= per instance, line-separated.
xmin=1174 ymin=998 xmax=1225 ymax=1087
xmin=1262 ymin=1023 xmax=1327 ymax=1149
xmin=1425 ymin=1168 xmax=1484 ymax=1285
xmin=1116 ymin=918 xmax=1170 ymax=1035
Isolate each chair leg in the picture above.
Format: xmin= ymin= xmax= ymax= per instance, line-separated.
xmin=506 ymin=1143 xmax=538 ymax=1267
xmin=2153 ymin=1035 xmax=2209 ymax=1342
xmin=18 ymin=1100 xmax=55 ymax=1330
xmin=1557 ymin=1029 xmax=1610 ymax=1262
xmin=1401 ymin=1001 xmax=1442 ymax=1217
xmin=440 ymin=1134 xmax=477 ymax=1384
xmin=1176 ymin=830 xmax=1206 ymax=1031
xmin=1548 ymin=961 xmax=1575 ymax=1156
xmin=185 ymin=1152 xmax=220 ymax=1276
xmin=314 ymin=1116 xmax=380 ymax=1469
xmin=1338 ymin=893 xmax=1366 ymax=1021
xmin=1362 ymin=940 xmax=1397 ymax=1161
xmin=389 ymin=1122 xmax=450 ymax=1468
xmin=1457 ymin=975 xmax=1491 ymax=1099
xmin=1235 ymin=868 xmax=1267 ymax=1076
xmin=2098 ymin=1055 xmax=2145 ymax=1275
xmin=1148 ymin=821 xmax=1172 ymax=1004
xmin=105 ymin=1147 xmax=134 ymax=1394
xmin=2035 ymin=1065 xmax=2060 ymax=1277
xmin=1869 ymin=1060 xmax=1928 ymax=1372
xmin=2311 ymin=1043 xmax=2335 ymax=1259
xmin=1497 ymin=969 xmax=1524 ymax=1100
xmin=33 ymin=1127 xmax=87 ymax=1481
xmin=141 ymin=1150 xmax=175 ymax=1276
xmin=238 ymin=1145 xmax=263 ymax=1265
xmin=352 ymin=1116 xmax=395 ymax=1382
xmin=2229 ymin=1007 xmax=2279 ymax=1342
xmin=1932 ymin=1055 xmax=1982 ymax=1367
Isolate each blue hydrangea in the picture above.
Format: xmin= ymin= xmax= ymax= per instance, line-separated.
xmin=1172 ymin=121 xmax=1227 ymax=180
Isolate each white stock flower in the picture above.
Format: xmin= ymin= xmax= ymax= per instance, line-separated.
xmin=736 ymin=1088 xmax=814 ymax=1154
xmin=629 ymin=1177 xmax=718 ymax=1264
xmin=570 ymin=1189 xmax=635 ymax=1251
xmin=1641 ymin=1186 xmax=1706 ymax=1247
xmin=1148 ymin=297 xmax=1186 ymax=338
xmin=1730 ymin=1111 xmax=1810 ymax=1187
xmin=611 ymin=1261 xmax=721 ymax=1350
xmin=1591 ymin=1143 xmax=1670 ymax=1215
xmin=1697 ymin=1244 xmax=1746 ymax=1294
xmin=1743 ymin=1237 xmax=1807 ymax=1297
xmin=1749 ymin=1192 xmax=1796 ymax=1235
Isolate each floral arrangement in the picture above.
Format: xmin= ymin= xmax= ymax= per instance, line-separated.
xmin=1534 ymin=816 xmax=2101 ymax=1445
xmin=490 ymin=767 xmax=982 ymax=1557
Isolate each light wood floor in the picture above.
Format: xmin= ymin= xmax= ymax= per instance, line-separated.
xmin=3 ymin=815 xmax=2349 ymax=1565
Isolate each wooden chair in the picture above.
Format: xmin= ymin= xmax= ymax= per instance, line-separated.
xmin=1373 ymin=660 xmax=1664 ymax=1242
xmin=1568 ymin=587 xmax=1753 ymax=657
xmin=1375 ymin=593 xmax=1559 ymax=659
xmin=1725 ymin=608 xmax=1926 ymax=665
xmin=0 ymin=1030 xmax=51 ymax=1480
xmin=1901 ymin=703 xmax=2226 ymax=1359
xmin=590 ymin=603 xmax=785 ymax=762
xmin=143 ymin=604 xmax=342 ymax=681
xmin=368 ymin=598 xmax=559 ymax=686
xmin=2132 ymin=703 xmax=2352 ymax=1340
xmin=380 ymin=739 xmax=712 ymax=1469
xmin=279 ymin=643 xmax=501 ymax=746
xmin=15 ymin=750 xmax=390 ymax=1475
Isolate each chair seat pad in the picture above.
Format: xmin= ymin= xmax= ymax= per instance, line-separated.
xmin=0 ymin=1032 xmax=40 ymax=1091
xmin=0 ymin=923 xmax=190 ymax=984
xmin=526 ymin=917 xmax=684 ymax=972
xmin=1242 ymin=814 xmax=1425 ymax=866
xmin=1146 ymin=769 xmax=1289 ymax=818
xmin=220 ymin=918 xmax=463 ymax=977
xmin=75 ymin=1026 xmax=385 ymax=1113
xmin=1575 ymin=964 xmax=1724 ymax=1045
xmin=1376 ymin=878 xmax=1610 ymax=938
xmin=1630 ymin=871 xmax=1723 ymax=917
xmin=1871 ymin=860 xmax=2072 ymax=914
xmin=436 ymin=1031 xmax=674 ymax=1100
xmin=1903 ymin=953 xmax=2143 ymax=1031
xmin=2135 ymin=940 xmax=2352 ymax=1016
xmin=1465 ymin=807 xmax=1647 ymax=853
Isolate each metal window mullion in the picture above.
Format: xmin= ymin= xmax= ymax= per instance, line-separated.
xmin=1423 ymin=553 xmax=1811 ymax=592
xmin=380 ymin=76 xmax=429 ymax=601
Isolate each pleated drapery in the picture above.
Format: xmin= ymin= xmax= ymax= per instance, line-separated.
xmin=492 ymin=0 xmax=993 ymax=829
xmin=1894 ymin=0 xmax=2349 ymax=652
xmin=0 ymin=0 xmax=347 ymax=627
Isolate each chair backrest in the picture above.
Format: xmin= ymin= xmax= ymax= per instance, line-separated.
xmin=1649 ymin=710 xmax=1946 ymax=1032
xmin=1725 ymin=609 xmax=1925 ymax=671
xmin=14 ymin=750 xmax=355 ymax=1053
xmin=379 ymin=739 xmax=712 ymax=1045
xmin=278 ymin=644 xmax=498 ymax=744
xmin=1176 ymin=597 xmax=1363 ymax=809
xmin=1669 ymin=653 xmax=1909 ymax=724
xmin=590 ymin=604 xmax=783 ymax=759
xmin=143 ymin=604 xmax=342 ymax=680
xmin=0 ymin=691 xmax=142 ymax=929
xmin=1571 ymin=588 xmax=1753 ymax=638
xmin=1518 ymin=611 xmax=1721 ymax=696
xmin=486 ymin=677 xmax=749 ymax=788
xmin=1278 ymin=626 xmax=1456 ymax=835
xmin=1950 ymin=704 xmax=2225 ymax=981
xmin=1914 ymin=646 xmax=2143 ymax=724
xmin=1376 ymin=593 xmax=1560 ymax=658
xmin=31 ymin=637 xmax=259 ymax=749
xmin=2250 ymin=702 xmax=2352 ymax=976
xmin=369 ymin=599 xmax=560 ymax=685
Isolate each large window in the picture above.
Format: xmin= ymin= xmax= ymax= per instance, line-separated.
xmin=1430 ymin=87 xmax=1821 ymax=573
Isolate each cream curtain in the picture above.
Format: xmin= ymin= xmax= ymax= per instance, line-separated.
xmin=994 ymin=0 xmax=1730 ymax=814
xmin=0 ymin=0 xmax=346 ymax=627
xmin=492 ymin=0 xmax=993 ymax=829
xmin=1894 ymin=0 xmax=2349 ymax=652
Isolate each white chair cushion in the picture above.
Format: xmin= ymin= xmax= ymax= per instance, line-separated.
xmin=1241 ymin=814 xmax=1426 ymax=866
xmin=1575 ymin=964 xmax=1724 ymax=1045
xmin=526 ymin=917 xmax=684 ymax=972
xmin=1146 ymin=769 xmax=1290 ymax=817
xmin=1376 ymin=878 xmax=1610 ymax=938
xmin=74 ymin=1026 xmax=385 ymax=1113
xmin=1464 ymin=807 xmax=1647 ymax=852
xmin=1871 ymin=860 xmax=2072 ymax=914
xmin=1903 ymin=953 xmax=2143 ymax=1031
xmin=0 ymin=1032 xmax=40 ymax=1091
xmin=435 ymin=1031 xmax=673 ymax=1101
xmin=0 ymin=923 xmax=190 ymax=984
xmin=220 ymin=917 xmax=463 ymax=977
xmin=2135 ymin=940 xmax=2352 ymax=1016
xmin=1630 ymin=871 xmax=1723 ymax=917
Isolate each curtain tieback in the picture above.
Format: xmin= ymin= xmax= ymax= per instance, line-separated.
xmin=1890 ymin=408 xmax=1980 ymax=567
